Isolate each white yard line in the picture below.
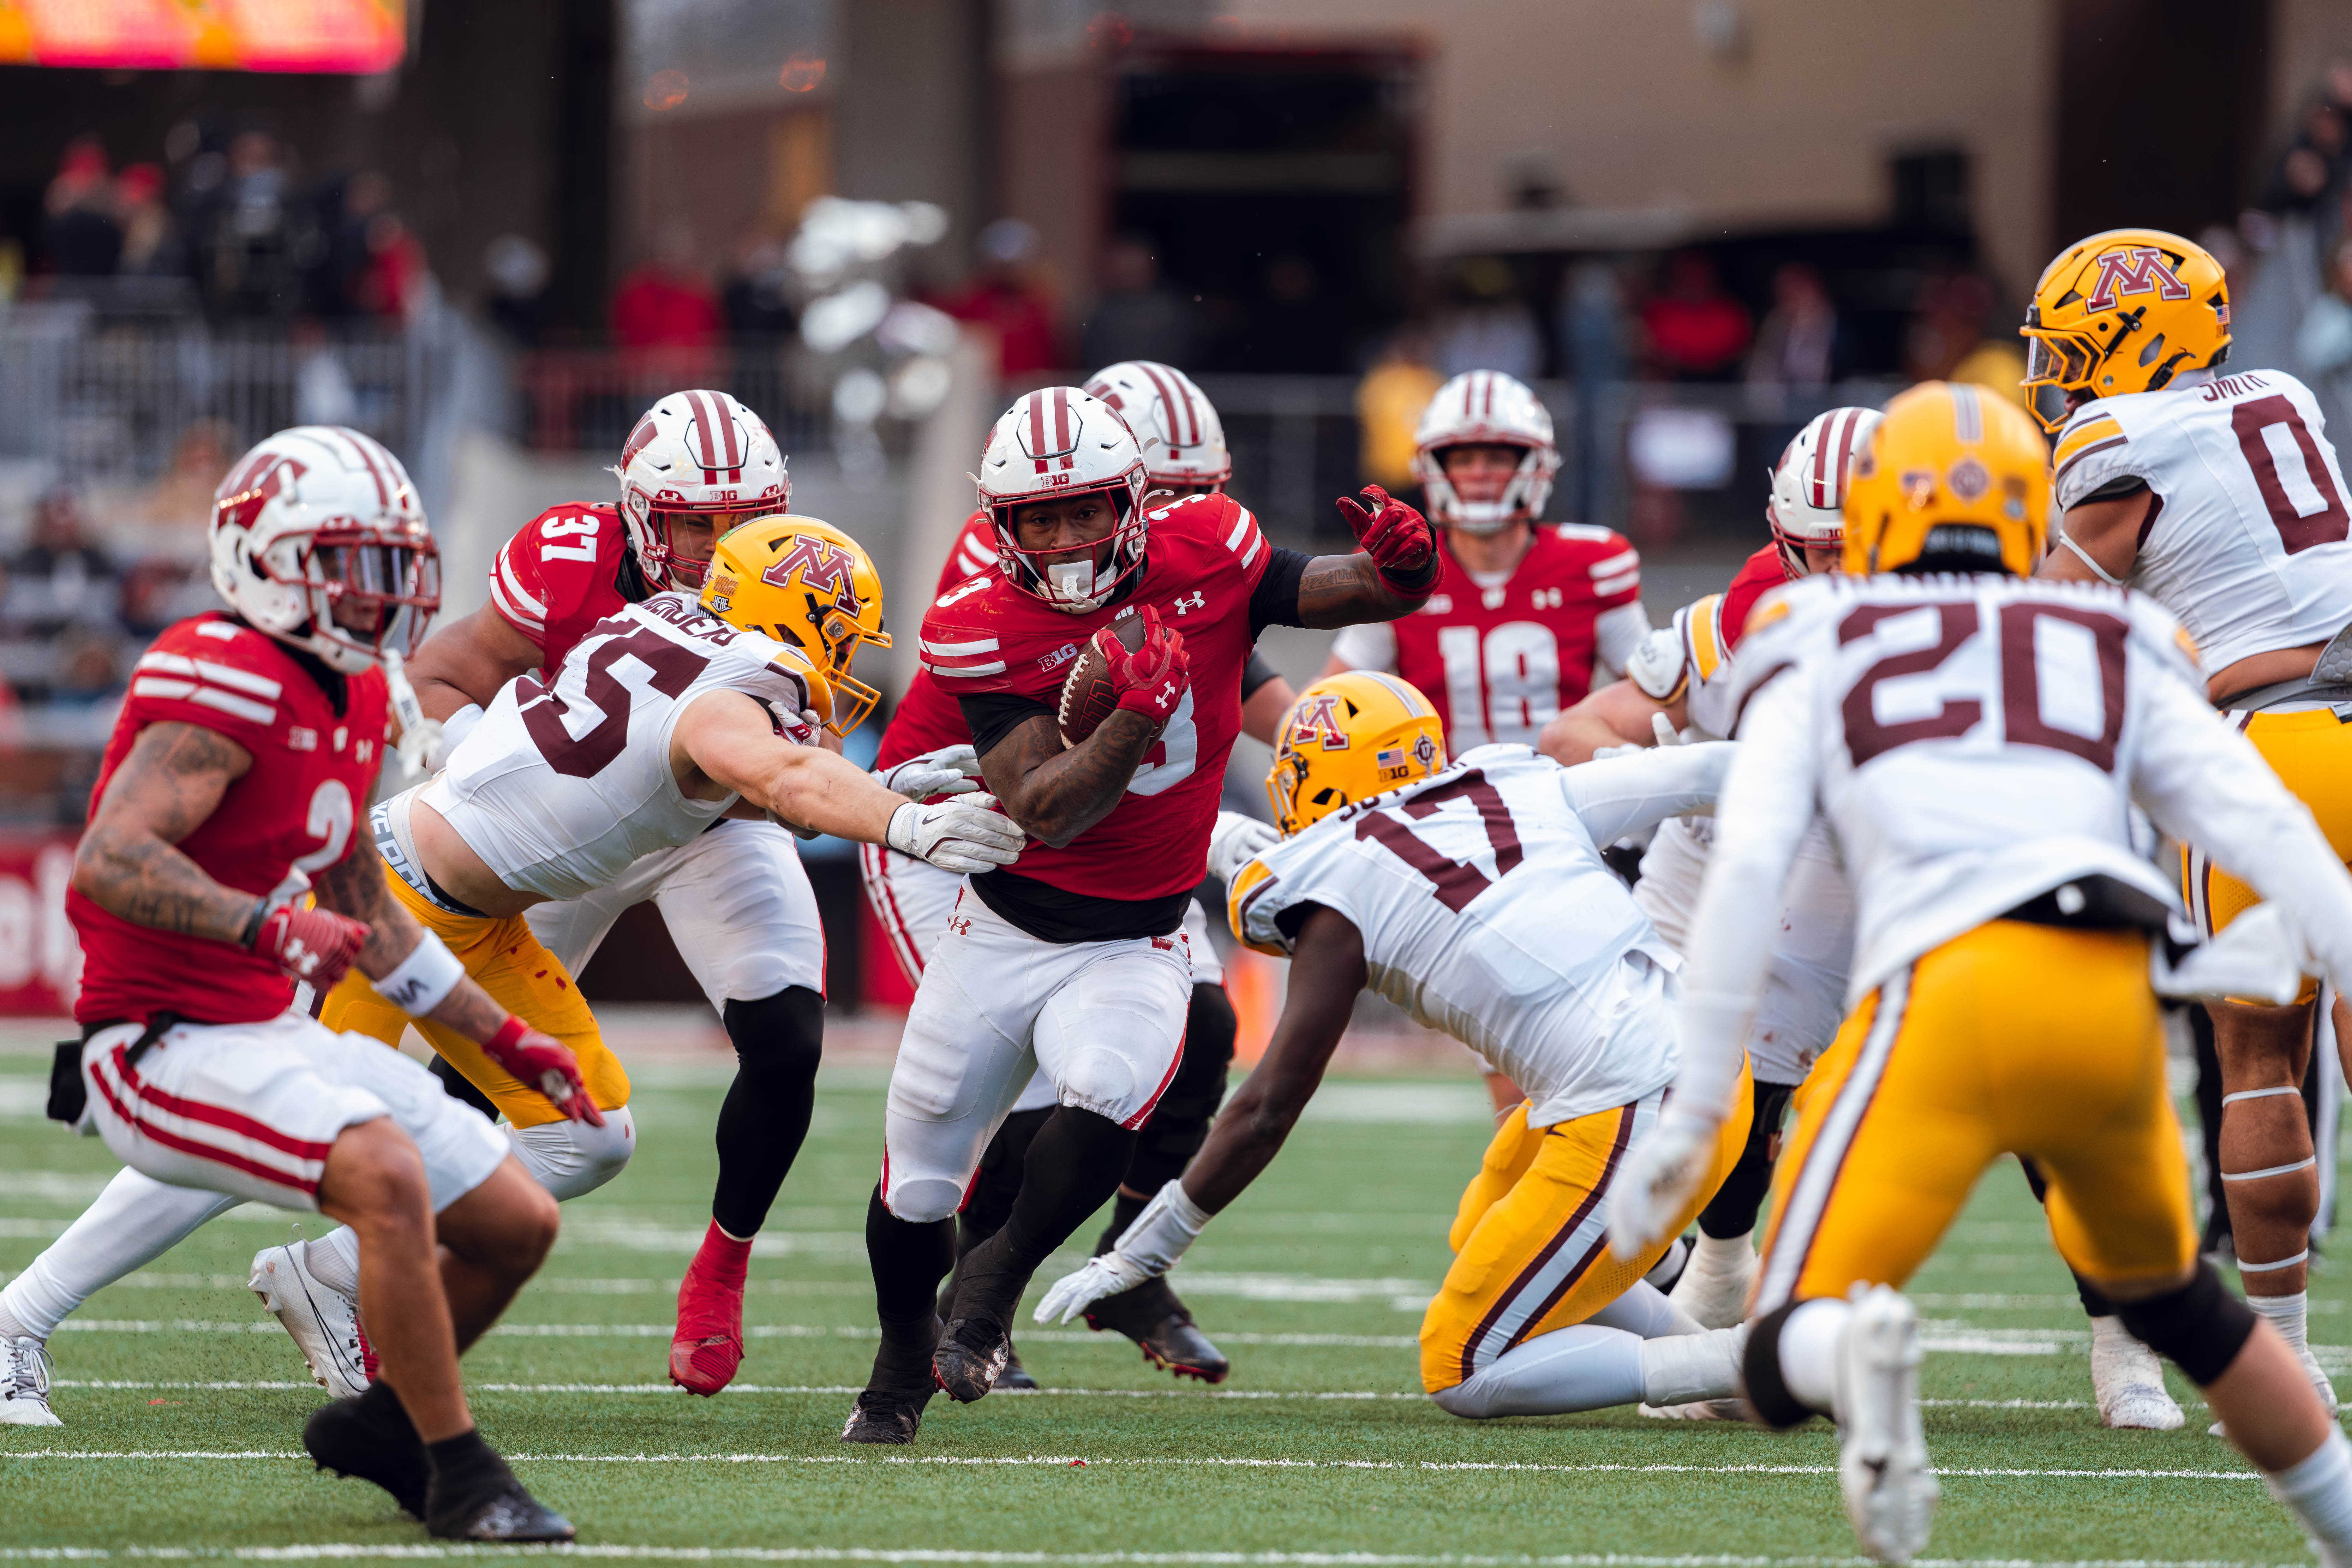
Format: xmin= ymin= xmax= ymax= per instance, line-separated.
xmin=0 ymin=1551 xmax=2314 ymax=1567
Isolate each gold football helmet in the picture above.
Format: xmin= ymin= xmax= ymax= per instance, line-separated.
xmin=1843 ymin=381 xmax=2051 ymax=579
xmin=2019 ymin=227 xmax=2230 ymax=431
xmin=1265 ymin=671 xmax=1448 ymax=837
xmin=700 ymin=515 xmax=891 ymax=735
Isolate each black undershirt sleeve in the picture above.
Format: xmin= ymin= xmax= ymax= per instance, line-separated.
xmin=960 ymin=692 xmax=1055 ymax=758
xmin=1241 ymin=647 xmax=1281 ymax=701
xmin=1248 ymin=547 xmax=1313 ymax=640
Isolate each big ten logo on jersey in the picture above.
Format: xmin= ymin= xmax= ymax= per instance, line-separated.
xmin=1839 ymin=596 xmax=2127 ymax=770
xmin=1438 ymin=623 xmax=1561 ymax=742
xmin=541 ymin=514 xmax=600 ymax=564
xmin=1037 ymin=641 xmax=1080 ymax=675
xmin=2084 ymin=247 xmax=2191 ymax=310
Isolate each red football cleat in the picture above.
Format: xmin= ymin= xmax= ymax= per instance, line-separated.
xmin=357 ymin=1315 xmax=380 ymax=1383
xmin=670 ymin=1220 xmax=752 ymax=1396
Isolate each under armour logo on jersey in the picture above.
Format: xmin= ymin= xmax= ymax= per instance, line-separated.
xmin=1288 ymin=693 xmax=1351 ymax=751
xmin=764 ymin=537 xmax=860 ymax=610
xmin=1531 ymin=587 xmax=1563 ymax=610
xmin=1171 ymin=590 xmax=1207 ymax=615
xmin=1482 ymin=587 xmax=1505 ymax=610
xmin=1157 ymin=680 xmax=1180 ymax=708
xmin=2085 ymin=246 xmax=2192 ymax=310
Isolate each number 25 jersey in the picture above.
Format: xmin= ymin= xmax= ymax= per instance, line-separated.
xmin=2053 ymin=369 xmax=2352 ymax=677
xmin=423 ymin=592 xmax=821 ymax=901
xmin=1226 ymin=744 xmax=1730 ymax=1127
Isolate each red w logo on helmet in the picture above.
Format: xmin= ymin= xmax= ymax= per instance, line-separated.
xmin=763 ymin=536 xmax=858 ymax=609
xmin=2084 ymin=247 xmax=2192 ymax=310
xmin=1288 ymin=693 xmax=1352 ymax=751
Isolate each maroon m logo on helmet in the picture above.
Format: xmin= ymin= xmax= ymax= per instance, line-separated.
xmin=763 ymin=535 xmax=859 ymax=610
xmin=1288 ymin=693 xmax=1351 ymax=751
xmin=2084 ymin=247 xmax=2192 ymax=310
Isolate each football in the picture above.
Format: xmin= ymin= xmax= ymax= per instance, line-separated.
xmin=1057 ymin=613 xmax=1150 ymax=747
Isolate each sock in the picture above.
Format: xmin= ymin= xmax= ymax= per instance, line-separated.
xmin=2074 ymin=1270 xmax=2118 ymax=1319
xmin=2268 ymin=1425 xmax=2352 ymax=1564
xmin=1688 ymin=1229 xmax=1753 ymax=1278
xmin=953 ymin=1106 xmax=1137 ymax=1328
xmin=1696 ymin=1079 xmax=1794 ymax=1238
xmin=1641 ymin=1324 xmax=1748 ymax=1406
xmin=864 ymin=1186 xmax=953 ymax=1391
xmin=1588 ymin=1278 xmax=1703 ymax=1339
xmin=0 ymin=1167 xmax=236 ymax=1341
xmin=1430 ymin=1325 xmax=1645 ymax=1418
xmin=1779 ymin=1298 xmax=1850 ymax=1418
xmin=506 ymin=1108 xmax=636 ymax=1202
xmin=2251 ymin=1292 xmax=2312 ymax=1356
xmin=423 ymin=1426 xmax=515 ymax=1522
xmin=710 ymin=988 xmax=824 ymax=1238
xmin=305 ymin=1231 xmax=361 ymax=1299
xmin=691 ymin=1220 xmax=753 ymax=1283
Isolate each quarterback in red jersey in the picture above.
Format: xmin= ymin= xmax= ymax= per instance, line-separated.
xmin=396 ymin=389 xmax=834 ymax=1396
xmin=845 ymin=384 xmax=1433 ymax=1443
xmin=1325 ymin=370 xmax=1649 ymax=746
xmin=860 ymin=362 xmax=1292 ymax=1390
xmin=44 ymin=427 xmax=586 ymax=1539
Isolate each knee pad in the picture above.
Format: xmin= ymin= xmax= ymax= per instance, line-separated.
xmin=1741 ymin=1301 xmax=1818 ymax=1430
xmin=1059 ymin=1046 xmax=1141 ymax=1114
xmin=506 ymin=1106 xmax=636 ymax=1202
xmin=722 ymin=986 xmax=825 ymax=1081
xmin=887 ymin=1177 xmax=966 ymax=1226
xmin=2114 ymin=1261 xmax=2256 ymax=1387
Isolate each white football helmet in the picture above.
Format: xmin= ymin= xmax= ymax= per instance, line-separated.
xmin=1767 ymin=405 xmax=1882 ymax=576
xmin=1083 ymin=360 xmax=1231 ymax=491
xmin=615 ymin=389 xmax=789 ymax=591
xmin=208 ymin=425 xmax=441 ymax=674
xmin=1411 ymin=370 xmax=1560 ymax=534
xmin=975 ymin=386 xmax=1149 ymax=614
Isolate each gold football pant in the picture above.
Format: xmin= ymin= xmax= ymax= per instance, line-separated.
xmin=1419 ymin=1061 xmax=1752 ymax=1393
xmin=318 ymin=857 xmax=631 ymax=1129
xmin=2185 ymin=704 xmax=2352 ymax=1002
xmin=1755 ymin=919 xmax=2197 ymax=1313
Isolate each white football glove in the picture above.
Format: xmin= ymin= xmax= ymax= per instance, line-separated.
xmin=1034 ymin=1178 xmax=1212 ymax=1325
xmin=1607 ymin=1106 xmax=1722 ymax=1260
xmin=1207 ymin=810 xmax=1279 ymax=885
xmin=874 ymin=743 xmax=985 ymax=801
xmin=886 ymin=793 xmax=1025 ymax=874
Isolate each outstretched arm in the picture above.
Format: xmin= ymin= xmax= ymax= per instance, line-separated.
xmin=1540 ymin=678 xmax=1689 ymax=766
xmin=71 ymin=722 xmax=259 ymax=941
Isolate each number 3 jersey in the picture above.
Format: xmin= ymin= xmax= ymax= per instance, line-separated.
xmin=1700 ymin=572 xmax=2291 ymax=1003
xmin=423 ymin=592 xmax=821 ymax=901
xmin=1225 ymin=744 xmax=1731 ymax=1127
xmin=71 ymin=613 xmax=391 ymax=1027
xmin=2052 ymin=369 xmax=2352 ymax=678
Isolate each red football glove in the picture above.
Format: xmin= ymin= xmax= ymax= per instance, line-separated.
xmin=249 ymin=904 xmax=370 ymax=991
xmin=1098 ymin=605 xmax=1190 ymax=730
xmin=482 ymin=1016 xmax=605 ymax=1127
xmin=1335 ymin=484 xmax=1438 ymax=594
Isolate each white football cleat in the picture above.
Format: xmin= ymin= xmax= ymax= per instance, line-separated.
xmin=0 ymin=1335 xmax=61 ymax=1426
xmin=1837 ymin=1286 xmax=1938 ymax=1565
xmin=2088 ymin=1317 xmax=2183 ymax=1431
xmin=250 ymin=1238 xmax=370 ymax=1400
xmin=1668 ymin=1232 xmax=1758 ymax=1331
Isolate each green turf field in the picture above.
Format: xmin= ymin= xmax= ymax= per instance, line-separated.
xmin=0 ymin=1050 xmax=2332 ymax=1563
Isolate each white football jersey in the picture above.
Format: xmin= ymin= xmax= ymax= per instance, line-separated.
xmin=1228 ymin=743 xmax=1730 ymax=1126
xmin=1701 ymin=573 xmax=2236 ymax=1001
xmin=424 ymin=592 xmax=820 ymax=900
xmin=2053 ymin=369 xmax=2352 ymax=677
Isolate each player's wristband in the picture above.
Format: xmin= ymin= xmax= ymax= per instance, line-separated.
xmin=371 ymin=930 xmax=466 ymax=1017
xmin=1116 ymin=1179 xmax=1213 ymax=1273
xmin=1379 ymin=552 xmax=1440 ymax=597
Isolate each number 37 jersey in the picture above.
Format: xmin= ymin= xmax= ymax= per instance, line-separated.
xmin=424 ymin=592 xmax=820 ymax=901
xmin=2053 ymin=370 xmax=2352 ymax=676
xmin=1226 ymin=744 xmax=1731 ymax=1127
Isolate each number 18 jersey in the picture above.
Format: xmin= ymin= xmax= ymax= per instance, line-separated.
xmin=423 ymin=592 xmax=821 ymax=901
xmin=2053 ymin=369 xmax=2352 ymax=676
xmin=1226 ymin=744 xmax=1729 ymax=1126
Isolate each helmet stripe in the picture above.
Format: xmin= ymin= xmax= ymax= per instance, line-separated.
xmin=685 ymin=390 xmax=722 ymax=471
xmin=1360 ymin=669 xmax=1437 ymax=719
xmin=1138 ymin=362 xmax=1195 ymax=448
xmin=1027 ymin=391 xmax=1049 ymax=473
xmin=1830 ymin=409 xmax=1865 ymax=505
xmin=1950 ymin=382 xmax=1983 ymax=443
xmin=336 ymin=427 xmax=392 ymax=509
xmin=715 ymin=393 xmax=742 ymax=471
xmin=1808 ymin=413 xmax=1835 ymax=510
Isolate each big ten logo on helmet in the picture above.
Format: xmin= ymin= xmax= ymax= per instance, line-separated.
xmin=1288 ymin=693 xmax=1351 ymax=750
xmin=2085 ymin=246 xmax=2192 ymax=310
xmin=764 ymin=536 xmax=860 ymax=610
xmin=1376 ymin=732 xmax=1439 ymax=784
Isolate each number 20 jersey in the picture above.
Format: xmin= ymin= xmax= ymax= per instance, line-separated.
xmin=1704 ymin=573 xmax=2228 ymax=1002
xmin=2052 ymin=369 xmax=2352 ymax=676
xmin=422 ymin=592 xmax=820 ymax=901
xmin=1226 ymin=746 xmax=1699 ymax=1126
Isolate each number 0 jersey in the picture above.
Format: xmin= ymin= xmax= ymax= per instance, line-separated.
xmin=1226 ymin=744 xmax=1730 ymax=1126
xmin=2053 ymin=370 xmax=2352 ymax=678
xmin=1700 ymin=573 xmax=2254 ymax=1001
xmin=72 ymin=614 xmax=390 ymax=1027
xmin=423 ymin=592 xmax=821 ymax=901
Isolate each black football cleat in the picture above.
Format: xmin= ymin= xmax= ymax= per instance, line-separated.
xmin=1084 ymin=1276 xmax=1231 ymax=1384
xmin=841 ymin=1387 xmax=932 ymax=1444
xmin=998 ymin=1342 xmax=1039 ymax=1391
xmin=426 ymin=1479 xmax=575 ymax=1542
xmin=932 ymin=1316 xmax=1010 ymax=1403
xmin=304 ymin=1396 xmax=428 ymax=1519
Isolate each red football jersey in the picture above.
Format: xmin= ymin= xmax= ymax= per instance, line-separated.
xmin=1718 ymin=544 xmax=1789 ymax=655
xmin=874 ymin=511 xmax=1000 ymax=771
xmin=918 ymin=493 xmax=1270 ymax=902
xmin=487 ymin=502 xmax=636 ymax=671
xmin=1386 ymin=525 xmax=1640 ymax=749
xmin=71 ymin=614 xmax=391 ymax=1027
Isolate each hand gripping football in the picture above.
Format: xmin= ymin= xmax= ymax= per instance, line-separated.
xmin=1057 ymin=607 xmax=1188 ymax=748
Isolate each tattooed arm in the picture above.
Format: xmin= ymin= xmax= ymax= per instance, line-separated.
xmin=1290 ymin=552 xmax=1425 ymax=628
xmin=976 ymin=709 xmax=1157 ymax=849
xmin=309 ymin=843 xmax=514 ymax=1043
xmin=71 ymin=722 xmax=262 ymax=942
